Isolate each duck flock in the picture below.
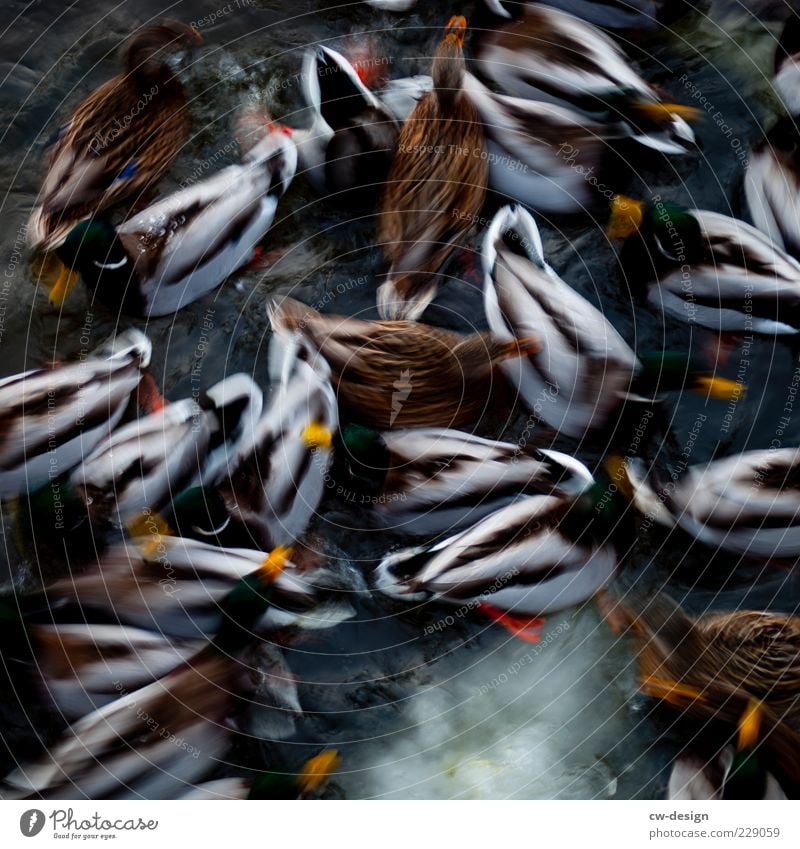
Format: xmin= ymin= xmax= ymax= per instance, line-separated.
xmin=1 ymin=0 xmax=800 ymax=800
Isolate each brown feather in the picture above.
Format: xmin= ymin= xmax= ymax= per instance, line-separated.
xmin=377 ymin=18 xmax=487 ymax=316
xmin=29 ymin=21 xmax=197 ymax=251
xmin=270 ymin=298 xmax=525 ymax=429
xmin=609 ymin=593 xmax=800 ymax=786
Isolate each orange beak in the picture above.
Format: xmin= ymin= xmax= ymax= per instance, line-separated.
xmin=445 ymin=15 xmax=467 ymax=46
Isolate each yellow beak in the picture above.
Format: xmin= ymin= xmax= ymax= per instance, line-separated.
xmin=298 ymin=749 xmax=342 ymax=796
xmin=737 ymin=698 xmax=763 ymax=751
xmin=694 ymin=375 xmax=743 ymax=401
xmin=302 ymin=422 xmax=334 ymax=450
xmin=608 ymin=195 xmax=645 ymax=240
xmin=258 ymin=544 xmax=293 ymax=582
xmin=48 ymin=261 xmax=81 ymax=306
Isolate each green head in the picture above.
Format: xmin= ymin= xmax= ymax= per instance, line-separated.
xmin=164 ymin=486 xmax=231 ymax=541
xmin=723 ymin=699 xmax=768 ymax=800
xmin=24 ymin=478 xmax=85 ymax=533
xmin=608 ymin=197 xmax=704 ymax=263
xmin=635 ymin=350 xmax=742 ymax=399
xmin=57 ymin=220 xmax=119 ymax=272
xmin=247 ymin=750 xmax=341 ymax=799
xmin=337 ymin=424 xmax=389 ymax=493
xmin=212 ymin=546 xmax=291 ymax=654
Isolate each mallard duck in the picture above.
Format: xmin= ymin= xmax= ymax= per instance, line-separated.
xmin=338 ymin=423 xmax=593 ymax=535
xmin=472 ymin=5 xmax=697 ymax=154
xmin=668 ymin=704 xmax=788 ymax=800
xmin=67 ymin=374 xmax=262 ymax=530
xmin=154 ymin=337 xmax=336 ymax=550
xmin=269 ymin=296 xmax=539 ymax=429
xmin=51 ymin=114 xmax=297 ymax=316
xmin=28 ymin=20 xmax=200 ymax=253
xmin=295 ymin=44 xmax=398 ymax=198
xmin=0 ymin=548 xmax=322 ymax=799
xmin=483 ymin=205 xmax=739 ymax=438
xmin=745 ymin=17 xmax=800 ymax=259
xmin=31 ymin=622 xmax=200 ymax=721
xmin=463 ymin=72 xmax=612 ymax=213
xmin=608 ymin=195 xmax=800 ymax=334
xmin=618 ymin=448 xmax=800 ymax=560
xmin=46 ymin=537 xmax=357 ymax=638
xmin=0 ymin=329 xmax=151 ymax=497
xmin=377 ymin=16 xmax=488 ymax=320
xmin=604 ymin=592 xmax=800 ymax=788
xmin=375 ymin=490 xmax=618 ymax=632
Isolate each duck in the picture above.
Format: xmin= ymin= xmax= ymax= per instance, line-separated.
xmin=484 ymin=205 xmax=739 ymax=438
xmin=603 ymin=592 xmax=800 ymax=789
xmin=337 ymin=423 xmax=594 ymax=535
xmin=51 ymin=113 xmax=297 ymax=317
xmin=377 ymin=16 xmax=488 ymax=320
xmin=745 ymin=15 xmax=800 ymax=259
xmin=667 ymin=703 xmax=788 ymax=800
xmin=616 ymin=447 xmax=800 ymax=560
xmin=0 ymin=548 xmax=332 ymax=799
xmin=463 ymin=72 xmax=613 ymax=213
xmin=471 ymin=4 xmax=697 ymax=155
xmin=152 ymin=336 xmax=337 ymax=551
xmin=0 ymin=329 xmax=152 ymax=498
xmin=46 ymin=537 xmax=358 ymax=640
xmin=268 ymin=296 xmax=540 ymax=430
xmin=295 ymin=44 xmax=398 ymax=199
xmin=375 ymin=485 xmax=621 ymax=640
xmin=66 ymin=374 xmax=263 ymax=531
xmin=608 ymin=195 xmax=800 ymax=334
xmin=28 ymin=20 xmax=200 ymax=253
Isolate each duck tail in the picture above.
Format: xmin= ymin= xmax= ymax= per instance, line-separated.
xmin=98 ymin=327 xmax=152 ymax=368
xmin=373 ymin=546 xmax=432 ymax=601
xmin=485 ymin=205 xmax=548 ymax=275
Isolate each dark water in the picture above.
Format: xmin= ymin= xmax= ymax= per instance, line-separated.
xmin=0 ymin=0 xmax=799 ymax=799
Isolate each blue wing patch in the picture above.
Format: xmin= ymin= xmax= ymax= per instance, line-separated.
xmin=116 ymin=161 xmax=138 ymax=181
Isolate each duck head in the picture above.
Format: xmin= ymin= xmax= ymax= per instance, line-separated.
xmin=432 ymin=17 xmax=468 ymax=105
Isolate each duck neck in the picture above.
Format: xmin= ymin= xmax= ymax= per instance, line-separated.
xmin=432 ymin=41 xmax=465 ymax=110
xmin=723 ymin=749 xmax=767 ymax=800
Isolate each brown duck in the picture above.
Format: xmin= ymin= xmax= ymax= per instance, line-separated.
xmin=269 ymin=297 xmax=538 ymax=429
xmin=28 ymin=20 xmax=200 ymax=252
xmin=377 ymin=16 xmax=488 ymax=320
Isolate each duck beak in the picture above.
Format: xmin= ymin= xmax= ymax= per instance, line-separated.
xmin=640 ymin=675 xmax=705 ymax=707
xmin=500 ymin=335 xmax=541 ymax=360
xmin=298 ymin=749 xmax=342 ymax=797
xmin=603 ymin=454 xmax=635 ymax=502
xmin=694 ymin=375 xmax=743 ymax=401
xmin=737 ymin=698 xmax=763 ymax=751
xmin=303 ymin=422 xmax=334 ymax=450
xmin=445 ymin=15 xmax=467 ymax=47
xmin=258 ymin=545 xmax=293 ymax=582
xmin=608 ymin=195 xmax=645 ymax=241
xmin=47 ymin=261 xmax=81 ymax=306
xmin=132 ymin=511 xmax=175 ymax=552
xmin=634 ymin=101 xmax=701 ymax=124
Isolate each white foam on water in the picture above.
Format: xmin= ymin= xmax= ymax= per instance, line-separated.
xmin=339 ymin=606 xmax=642 ymax=799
